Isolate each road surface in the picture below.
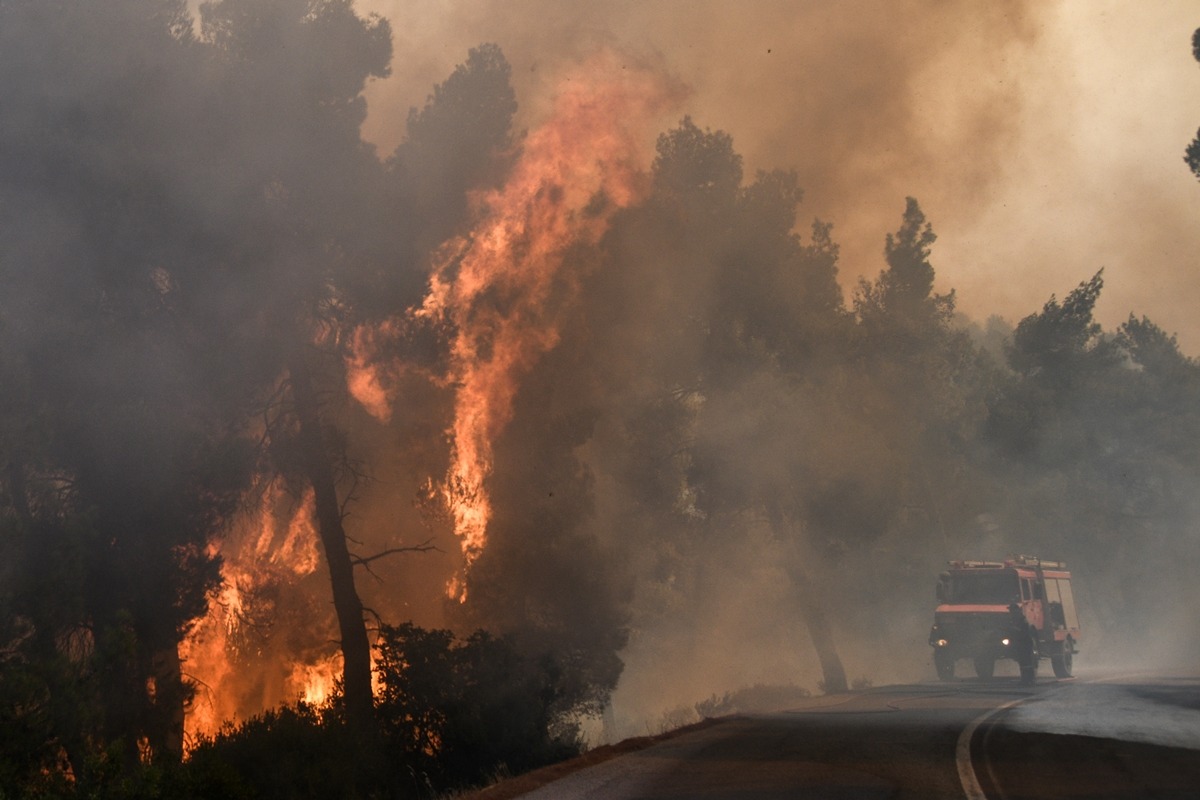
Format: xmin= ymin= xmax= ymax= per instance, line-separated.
xmin=517 ymin=671 xmax=1200 ymax=799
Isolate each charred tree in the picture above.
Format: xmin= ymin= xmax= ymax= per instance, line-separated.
xmin=288 ymin=355 xmax=374 ymax=728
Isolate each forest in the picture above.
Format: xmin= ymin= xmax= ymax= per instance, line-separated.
xmin=2 ymin=2 xmax=1199 ymax=798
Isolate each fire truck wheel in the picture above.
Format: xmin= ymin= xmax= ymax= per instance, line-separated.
xmin=1017 ymin=647 xmax=1036 ymax=686
xmin=1016 ymin=628 xmax=1038 ymax=685
xmin=973 ymin=656 xmax=995 ymax=679
xmin=1051 ymin=640 xmax=1074 ymax=678
xmin=934 ymin=652 xmax=955 ymax=681
xmin=1019 ymin=664 xmax=1036 ymax=684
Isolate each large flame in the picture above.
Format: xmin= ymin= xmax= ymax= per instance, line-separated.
xmin=413 ymin=52 xmax=678 ymax=598
xmin=181 ymin=480 xmax=337 ymax=745
xmin=180 ymin=53 xmax=677 ymax=744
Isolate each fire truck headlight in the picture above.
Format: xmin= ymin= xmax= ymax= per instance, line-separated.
xmin=1001 ymin=637 xmax=1011 ymax=647
xmin=935 ymin=638 xmax=948 ymax=647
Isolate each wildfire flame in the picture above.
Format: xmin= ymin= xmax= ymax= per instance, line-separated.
xmin=413 ymin=52 xmax=679 ymax=599
xmin=181 ymin=481 xmax=334 ymax=745
xmin=181 ymin=52 xmax=678 ymax=746
xmin=345 ymin=319 xmax=403 ymax=423
xmin=289 ymin=654 xmax=342 ymax=706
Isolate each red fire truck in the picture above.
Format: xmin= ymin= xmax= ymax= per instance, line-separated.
xmin=928 ymin=556 xmax=1080 ymax=684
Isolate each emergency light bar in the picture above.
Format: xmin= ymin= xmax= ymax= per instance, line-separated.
xmin=946 ymin=556 xmax=1067 ymax=570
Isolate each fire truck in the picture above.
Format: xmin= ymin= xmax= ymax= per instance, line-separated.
xmin=928 ymin=556 xmax=1080 ymax=684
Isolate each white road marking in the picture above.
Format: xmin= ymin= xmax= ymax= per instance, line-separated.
xmin=956 ymin=695 xmax=1027 ymax=800
xmin=956 ymin=673 xmax=1151 ymax=799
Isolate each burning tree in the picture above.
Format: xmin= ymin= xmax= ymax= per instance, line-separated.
xmin=187 ymin=0 xmax=397 ymax=732
xmin=179 ymin=36 xmax=526 ymax=742
xmin=1 ymin=0 xmax=414 ymax=776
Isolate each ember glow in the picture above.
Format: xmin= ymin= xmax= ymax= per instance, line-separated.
xmin=413 ymin=52 xmax=680 ymax=598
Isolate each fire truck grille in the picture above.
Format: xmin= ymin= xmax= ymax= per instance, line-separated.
xmin=934 ymin=612 xmax=1010 ymax=647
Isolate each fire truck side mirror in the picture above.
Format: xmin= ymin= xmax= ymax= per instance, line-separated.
xmin=935 ymin=577 xmax=948 ymax=603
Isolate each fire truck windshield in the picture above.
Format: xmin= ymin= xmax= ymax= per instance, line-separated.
xmin=946 ymin=572 xmax=1018 ymax=605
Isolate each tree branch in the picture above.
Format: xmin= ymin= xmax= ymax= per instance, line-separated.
xmin=351 ymin=537 xmax=439 ymax=581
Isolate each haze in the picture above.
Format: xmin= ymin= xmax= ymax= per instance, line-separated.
xmin=359 ymin=0 xmax=1200 ymax=350
xmin=3 ymin=2 xmax=1199 ymax=794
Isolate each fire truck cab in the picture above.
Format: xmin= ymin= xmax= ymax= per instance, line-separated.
xmin=928 ymin=556 xmax=1080 ymax=684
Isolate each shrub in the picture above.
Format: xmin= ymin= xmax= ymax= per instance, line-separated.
xmin=374 ymin=623 xmax=583 ymax=792
xmin=172 ymin=704 xmax=408 ymax=800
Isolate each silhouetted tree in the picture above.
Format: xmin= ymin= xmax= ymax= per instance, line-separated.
xmin=849 ymin=199 xmax=998 ymax=559
xmin=592 ymin=119 xmax=857 ymax=692
xmin=976 ymin=274 xmax=1200 ymax=647
xmin=460 ymin=345 xmax=630 ymax=721
xmin=987 ymin=271 xmax=1117 ymax=460
xmin=856 ymin=197 xmax=944 ymax=339
xmin=391 ymin=43 xmax=518 ymax=251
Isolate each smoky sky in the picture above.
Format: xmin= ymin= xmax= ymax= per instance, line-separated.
xmin=5 ymin=0 xmax=1191 ymax=744
xmin=356 ymin=0 xmax=1200 ymax=351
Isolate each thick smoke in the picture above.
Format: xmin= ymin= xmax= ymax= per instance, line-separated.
xmin=350 ymin=3 xmax=1199 ymax=738
xmin=360 ymin=0 xmax=1041 ymax=291
xmin=1 ymin=2 xmax=1198 ymax=781
xmin=360 ymin=0 xmax=1200 ymax=352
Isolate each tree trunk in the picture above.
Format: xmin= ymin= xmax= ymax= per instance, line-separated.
xmin=793 ymin=576 xmax=848 ymax=693
xmin=150 ymin=646 xmax=186 ymax=760
xmin=765 ymin=502 xmax=848 ymax=694
xmin=289 ymin=356 xmax=374 ymax=727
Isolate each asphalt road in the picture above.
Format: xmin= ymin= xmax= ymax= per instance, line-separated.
xmin=517 ymin=672 xmax=1200 ymax=799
